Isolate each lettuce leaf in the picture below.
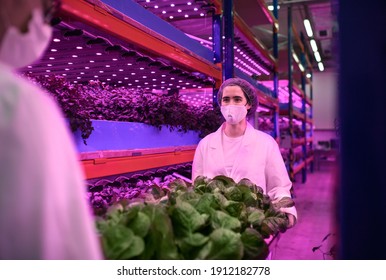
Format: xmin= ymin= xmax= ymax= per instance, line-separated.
xmin=196 ymin=228 xmax=243 ymax=260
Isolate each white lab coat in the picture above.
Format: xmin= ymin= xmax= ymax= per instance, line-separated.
xmin=0 ymin=63 xmax=102 ymax=259
xmin=192 ymin=122 xmax=297 ymax=218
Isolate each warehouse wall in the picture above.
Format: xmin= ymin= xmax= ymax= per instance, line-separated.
xmin=312 ymin=70 xmax=338 ymax=146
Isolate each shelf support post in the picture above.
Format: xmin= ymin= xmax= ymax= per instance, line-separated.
xmin=287 ymin=6 xmax=295 ymax=183
xmin=272 ymin=0 xmax=280 ymax=140
xmin=222 ymin=0 xmax=234 ymax=80
xmin=300 ymin=32 xmax=307 ymax=183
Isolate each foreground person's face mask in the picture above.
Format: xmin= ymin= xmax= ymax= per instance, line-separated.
xmin=221 ymin=105 xmax=248 ymax=125
xmin=0 ymin=9 xmax=52 ymax=69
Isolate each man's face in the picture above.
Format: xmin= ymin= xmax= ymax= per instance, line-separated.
xmin=221 ymin=85 xmax=251 ymax=111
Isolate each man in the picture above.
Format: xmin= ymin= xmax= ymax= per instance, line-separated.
xmin=0 ymin=0 xmax=102 ymax=259
xmin=192 ymin=78 xmax=297 ymax=227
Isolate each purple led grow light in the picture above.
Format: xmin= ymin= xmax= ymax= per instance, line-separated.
xmin=19 ymin=21 xmax=215 ymax=91
xmin=134 ymin=0 xmax=273 ymax=78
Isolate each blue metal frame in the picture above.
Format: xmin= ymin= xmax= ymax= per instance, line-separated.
xmin=222 ymin=0 xmax=234 ymax=80
xmin=212 ymin=13 xmax=222 ymax=108
xmin=300 ymin=32 xmax=307 ymax=182
xmin=287 ymin=6 xmax=295 ymax=182
xmin=213 ymin=14 xmax=222 ymax=64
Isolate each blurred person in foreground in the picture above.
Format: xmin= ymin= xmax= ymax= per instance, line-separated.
xmin=0 ymin=0 xmax=102 ymax=259
xmin=192 ymin=78 xmax=297 ymax=227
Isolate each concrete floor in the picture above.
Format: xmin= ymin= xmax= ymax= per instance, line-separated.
xmin=271 ymin=163 xmax=337 ymax=260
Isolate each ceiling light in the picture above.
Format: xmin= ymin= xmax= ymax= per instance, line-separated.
xmin=303 ymin=19 xmax=313 ymax=37
xmin=314 ymin=51 xmax=321 ymax=62
xmin=293 ymin=53 xmax=300 ymax=63
xmin=310 ymin=39 xmax=318 ymax=52
xmin=318 ymin=62 xmax=325 ymax=71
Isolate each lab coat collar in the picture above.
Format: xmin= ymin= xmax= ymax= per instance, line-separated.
xmin=209 ymin=122 xmax=255 ymax=149
xmin=208 ymin=122 xmax=256 ymax=179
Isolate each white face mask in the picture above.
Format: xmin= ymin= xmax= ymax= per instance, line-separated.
xmin=0 ymin=9 xmax=52 ymax=69
xmin=221 ymin=105 xmax=248 ymax=125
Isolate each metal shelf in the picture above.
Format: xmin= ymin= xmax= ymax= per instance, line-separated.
xmin=58 ymin=0 xmax=221 ymax=83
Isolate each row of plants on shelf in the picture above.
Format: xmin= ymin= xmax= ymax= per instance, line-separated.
xmin=87 ymin=174 xmax=179 ymax=216
xmin=26 ymin=74 xmax=223 ymax=142
xmin=280 ymin=146 xmax=313 ymax=164
xmin=95 ymin=175 xmax=294 ymax=260
xmin=280 ymin=128 xmax=305 ymax=138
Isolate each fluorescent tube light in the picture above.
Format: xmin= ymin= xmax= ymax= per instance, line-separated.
xmin=310 ymin=39 xmax=318 ymax=52
xmin=299 ymin=63 xmax=305 ymax=72
xmin=304 ymin=19 xmax=313 ymax=37
xmin=318 ymin=62 xmax=325 ymax=71
xmin=293 ymin=53 xmax=300 ymax=63
xmin=314 ymin=51 xmax=321 ymax=62
xmin=306 ymin=73 xmax=312 ymax=78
